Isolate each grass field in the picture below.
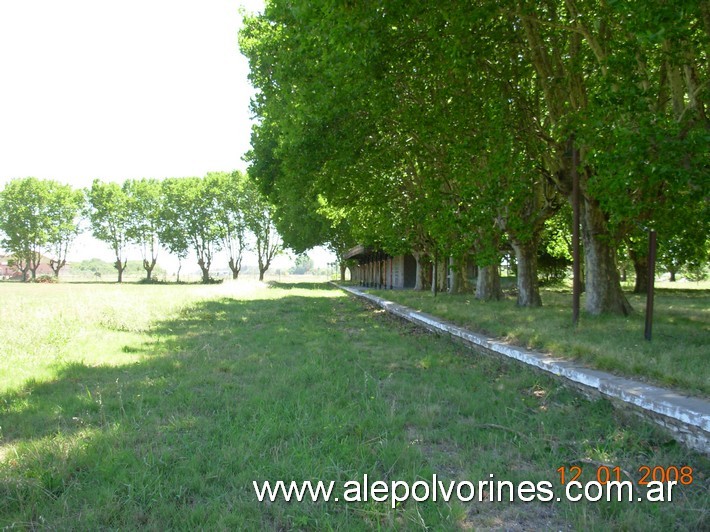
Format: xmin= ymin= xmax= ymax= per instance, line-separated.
xmin=367 ymin=282 xmax=710 ymax=397
xmin=1 ymin=281 xmax=708 ymax=529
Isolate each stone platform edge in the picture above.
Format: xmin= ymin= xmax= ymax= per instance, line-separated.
xmin=335 ymin=283 xmax=710 ymax=455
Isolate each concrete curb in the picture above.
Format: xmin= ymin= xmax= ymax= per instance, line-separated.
xmin=336 ymin=283 xmax=710 ymax=455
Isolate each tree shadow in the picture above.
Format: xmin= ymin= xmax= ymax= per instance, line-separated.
xmin=267 ymin=280 xmax=336 ymax=291
xmin=0 ymin=293 xmax=343 ymax=446
xmin=1 ymin=290 xmax=369 ymax=527
xmin=2 ymin=287 xmax=707 ymax=530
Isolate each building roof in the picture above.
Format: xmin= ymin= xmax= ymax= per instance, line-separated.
xmin=344 ymin=245 xmax=369 ymax=260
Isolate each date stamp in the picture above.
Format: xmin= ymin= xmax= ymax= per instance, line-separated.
xmin=556 ymin=465 xmax=694 ymax=486
xmin=552 ymin=464 xmax=690 ymax=502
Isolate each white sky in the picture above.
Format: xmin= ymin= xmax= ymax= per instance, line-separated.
xmin=0 ymin=0 xmax=263 ymax=187
xmin=0 ymin=0 xmax=337 ymax=271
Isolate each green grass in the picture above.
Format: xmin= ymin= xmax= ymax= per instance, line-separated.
xmin=1 ymin=281 xmax=708 ymax=529
xmin=366 ymin=282 xmax=710 ymax=397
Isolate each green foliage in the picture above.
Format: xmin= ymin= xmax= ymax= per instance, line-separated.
xmin=288 ymin=253 xmax=313 ymax=275
xmin=240 ymin=0 xmax=708 ymax=315
xmin=1 ymin=174 xmax=283 ymax=285
xmin=206 ymin=171 xmax=249 ymax=277
xmin=71 ymin=259 xmax=166 ymax=280
xmin=658 ymin=227 xmax=710 ymax=281
xmin=0 ymin=178 xmax=51 ymax=280
xmin=536 ymin=254 xmax=571 ymax=286
xmin=0 ymin=178 xmax=83 ymax=281
xmin=539 ymin=209 xmax=574 ymax=284
xmin=159 ymin=176 xmax=223 ymax=283
xmin=85 ymin=180 xmax=131 ymax=282
xmin=71 ymin=258 xmax=120 ymax=276
xmin=683 ymin=261 xmax=709 ymax=282
xmin=32 ymin=274 xmax=58 ymax=284
xmin=123 ymin=178 xmax=162 ymax=279
xmin=44 ymin=181 xmax=84 ymax=277
xmin=242 ymin=177 xmax=282 ymax=280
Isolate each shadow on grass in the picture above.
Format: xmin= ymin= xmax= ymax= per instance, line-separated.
xmin=267 ymin=280 xmax=336 ymax=291
xmin=2 ymin=289 xmax=709 ymax=529
xmin=1 ymin=291 xmax=370 ymax=528
xmin=1 ymin=294 xmax=343 ymax=445
xmin=59 ymin=280 xmax=217 ymax=286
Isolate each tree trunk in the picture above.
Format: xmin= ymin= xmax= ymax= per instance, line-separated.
xmin=413 ymin=252 xmax=426 ymax=291
xmin=115 ymin=258 xmax=127 ymax=283
xmin=229 ymin=258 xmax=241 ymax=280
xmin=580 ymin=198 xmax=633 ymax=315
xmin=198 ymin=258 xmax=210 ymax=283
xmin=143 ymin=257 xmax=157 ymax=282
xmin=28 ymin=252 xmax=42 ymax=281
xmin=461 ymin=256 xmax=474 ymax=293
xmin=469 ymin=262 xmax=478 ymax=286
xmin=259 ymin=268 xmax=266 ymax=281
xmin=50 ymin=259 xmax=66 ymax=278
xmin=511 ymin=240 xmax=542 ymax=307
xmin=340 ymin=263 xmax=346 ymax=281
xmin=431 ymin=257 xmax=446 ymax=294
xmin=629 ymin=248 xmax=648 ymax=294
xmin=476 ymin=264 xmax=502 ymax=301
xmin=669 ymin=269 xmax=677 ymax=282
xmin=448 ymin=256 xmax=462 ymax=294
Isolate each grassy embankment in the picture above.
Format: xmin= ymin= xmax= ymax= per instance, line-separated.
xmin=1 ymin=281 xmax=708 ymax=529
xmin=366 ymin=281 xmax=710 ymax=397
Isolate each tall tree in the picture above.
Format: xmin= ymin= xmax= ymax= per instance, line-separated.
xmin=0 ymin=177 xmax=51 ymax=281
xmin=324 ymin=217 xmax=358 ymax=282
xmin=241 ymin=0 xmax=707 ymax=315
xmin=208 ymin=171 xmax=249 ymax=280
xmin=658 ymin=226 xmax=710 ymax=283
xmin=45 ymin=181 xmax=84 ymax=278
xmin=160 ymin=176 xmax=222 ymax=283
xmin=124 ymin=178 xmax=162 ymax=281
xmin=243 ymin=178 xmax=282 ymax=281
xmin=512 ymin=0 xmax=708 ymax=313
xmin=86 ymin=180 xmax=131 ymax=282
xmin=157 ymin=179 xmax=190 ymax=282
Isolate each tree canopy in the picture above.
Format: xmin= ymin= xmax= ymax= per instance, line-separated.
xmin=243 ymin=177 xmax=283 ymax=281
xmin=0 ymin=177 xmax=83 ymax=281
xmin=1 ymin=172 xmax=288 ymax=284
xmin=240 ymin=0 xmax=709 ymax=314
xmin=86 ymin=180 xmax=131 ymax=282
xmin=0 ymin=178 xmax=52 ymax=281
xmin=124 ymin=178 xmax=163 ymax=281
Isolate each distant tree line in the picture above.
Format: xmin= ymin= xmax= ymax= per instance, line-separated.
xmin=240 ymin=0 xmax=709 ymax=315
xmin=0 ymin=172 xmax=282 ymax=283
xmin=71 ymin=258 xmax=168 ymax=280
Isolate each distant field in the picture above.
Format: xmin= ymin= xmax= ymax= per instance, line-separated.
xmin=1 ymin=281 xmax=708 ymax=529
xmin=48 ymin=270 xmax=332 ymax=284
xmin=367 ymin=281 xmax=710 ymax=397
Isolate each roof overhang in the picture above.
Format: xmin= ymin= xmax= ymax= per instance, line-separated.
xmin=344 ymin=245 xmax=369 ymax=260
